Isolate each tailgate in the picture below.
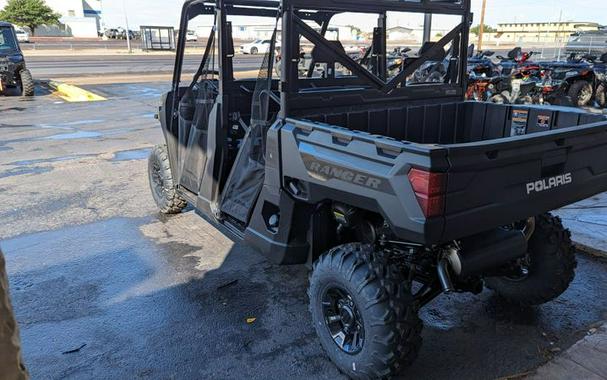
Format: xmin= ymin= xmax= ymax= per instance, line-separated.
xmin=442 ymin=120 xmax=607 ymax=241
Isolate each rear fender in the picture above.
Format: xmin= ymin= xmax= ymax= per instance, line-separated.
xmin=279 ymin=118 xmax=450 ymax=244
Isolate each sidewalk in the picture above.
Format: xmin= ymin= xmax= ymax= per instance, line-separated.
xmin=524 ymin=197 xmax=607 ymax=379
xmin=556 ymin=192 xmax=607 ymax=259
xmin=529 ymin=323 xmax=607 ymax=379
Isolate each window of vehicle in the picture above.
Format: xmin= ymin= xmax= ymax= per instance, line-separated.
xmin=292 ymin=10 xmax=465 ymax=90
xmin=0 ymin=27 xmax=18 ymax=51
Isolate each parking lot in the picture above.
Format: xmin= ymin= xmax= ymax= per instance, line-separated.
xmin=1 ymin=81 xmax=607 ymax=379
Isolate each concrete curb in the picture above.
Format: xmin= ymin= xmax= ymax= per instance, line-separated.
xmin=47 ymin=80 xmax=106 ymax=102
xmin=574 ymin=241 xmax=607 ymax=261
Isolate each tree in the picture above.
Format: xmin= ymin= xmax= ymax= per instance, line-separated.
xmin=0 ymin=0 xmax=61 ymax=36
xmin=470 ymin=24 xmax=496 ymax=35
xmin=347 ymin=25 xmax=364 ymax=40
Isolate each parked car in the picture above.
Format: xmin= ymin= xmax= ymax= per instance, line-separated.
xmin=13 ymin=27 xmax=29 ymax=43
xmin=186 ymin=30 xmax=198 ymax=42
xmin=104 ymin=28 xmax=119 ymax=39
xmin=240 ymin=39 xmax=273 ymax=55
xmin=117 ymin=28 xmax=136 ymax=40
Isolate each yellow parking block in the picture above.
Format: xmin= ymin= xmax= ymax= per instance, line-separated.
xmin=49 ymin=81 xmax=106 ymax=102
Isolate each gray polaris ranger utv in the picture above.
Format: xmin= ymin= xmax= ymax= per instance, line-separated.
xmin=149 ymin=0 xmax=607 ymax=378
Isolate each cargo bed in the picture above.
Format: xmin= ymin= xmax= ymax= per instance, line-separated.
xmin=281 ymin=102 xmax=607 ymax=244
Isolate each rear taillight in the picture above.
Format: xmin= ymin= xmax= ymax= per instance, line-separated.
xmin=408 ymin=168 xmax=446 ymax=218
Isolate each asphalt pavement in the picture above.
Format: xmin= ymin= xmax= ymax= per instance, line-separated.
xmin=1 ymin=82 xmax=607 ymax=379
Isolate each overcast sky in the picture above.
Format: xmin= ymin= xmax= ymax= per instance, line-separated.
xmin=100 ymin=1 xmax=607 ymax=29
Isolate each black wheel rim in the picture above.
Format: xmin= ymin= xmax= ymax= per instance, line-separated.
xmin=503 ymin=254 xmax=531 ymax=282
xmin=321 ymin=287 xmax=365 ymax=354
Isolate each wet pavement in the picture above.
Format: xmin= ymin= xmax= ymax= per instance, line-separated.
xmin=1 ymin=84 xmax=607 ymax=379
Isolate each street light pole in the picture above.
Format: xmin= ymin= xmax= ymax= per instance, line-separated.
xmin=478 ymin=0 xmax=487 ymax=51
xmin=123 ymin=0 xmax=132 ymax=53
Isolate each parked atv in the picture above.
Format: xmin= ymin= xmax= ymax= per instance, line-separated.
xmin=489 ymin=64 xmax=543 ymax=105
xmin=497 ymin=47 xmax=540 ymax=76
xmin=466 ymin=47 xmax=504 ymax=101
xmin=0 ymin=22 xmax=34 ymax=96
xmin=387 ymin=47 xmax=412 ymax=77
xmin=585 ymin=53 xmax=607 ymax=108
xmin=541 ymin=54 xmax=598 ymax=107
xmin=467 ymin=48 xmax=499 ymax=78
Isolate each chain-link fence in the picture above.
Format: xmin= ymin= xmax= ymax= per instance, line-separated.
xmin=476 ymin=34 xmax=607 ymax=62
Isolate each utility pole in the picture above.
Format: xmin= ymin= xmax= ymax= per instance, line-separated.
xmin=556 ymin=9 xmax=563 ymax=61
xmin=123 ymin=0 xmax=132 ymax=53
xmin=478 ymin=0 xmax=487 ymax=51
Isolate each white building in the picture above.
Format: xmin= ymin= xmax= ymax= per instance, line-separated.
xmin=0 ymin=0 xmax=102 ymax=37
xmin=196 ymin=24 xmax=341 ymax=42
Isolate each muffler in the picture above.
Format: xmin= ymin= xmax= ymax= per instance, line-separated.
xmin=446 ymin=228 xmax=528 ymax=278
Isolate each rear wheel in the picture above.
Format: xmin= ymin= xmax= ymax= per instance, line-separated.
xmin=19 ymin=69 xmax=34 ymax=97
xmin=148 ymin=144 xmax=187 ymax=214
xmin=596 ymin=83 xmax=607 ymax=108
xmin=308 ymin=243 xmax=422 ymax=379
xmin=485 ymin=214 xmax=577 ymax=306
xmin=568 ymin=80 xmax=593 ymax=107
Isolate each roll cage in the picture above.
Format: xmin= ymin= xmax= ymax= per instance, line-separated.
xmin=172 ymin=0 xmax=472 ymax=120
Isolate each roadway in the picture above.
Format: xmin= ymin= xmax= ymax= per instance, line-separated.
xmin=25 ymin=48 xmax=570 ymax=80
xmin=26 ymin=54 xmax=264 ymax=79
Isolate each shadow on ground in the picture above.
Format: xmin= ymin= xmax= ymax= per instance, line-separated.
xmin=2 ymin=213 xmax=607 ymax=379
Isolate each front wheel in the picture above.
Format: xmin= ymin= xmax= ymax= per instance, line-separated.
xmin=20 ymin=69 xmax=34 ymax=97
xmin=250 ymin=47 xmax=258 ymax=55
xmin=148 ymin=144 xmax=187 ymax=214
xmin=308 ymin=243 xmax=422 ymax=379
xmin=490 ymin=94 xmax=508 ymax=104
xmin=485 ymin=214 xmax=577 ymax=306
xmin=568 ymin=80 xmax=593 ymax=107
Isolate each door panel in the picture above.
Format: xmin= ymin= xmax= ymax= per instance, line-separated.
xmin=177 ymin=82 xmax=218 ymax=194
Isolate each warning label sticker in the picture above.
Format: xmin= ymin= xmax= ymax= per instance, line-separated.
xmin=511 ymin=109 xmax=529 ymax=136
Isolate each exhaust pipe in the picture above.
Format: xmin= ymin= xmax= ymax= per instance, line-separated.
xmin=437 ymin=258 xmax=455 ymax=293
xmin=445 ymin=228 xmax=528 ymax=278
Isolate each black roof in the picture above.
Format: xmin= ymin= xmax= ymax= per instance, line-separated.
xmin=0 ymin=21 xmax=14 ymax=27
